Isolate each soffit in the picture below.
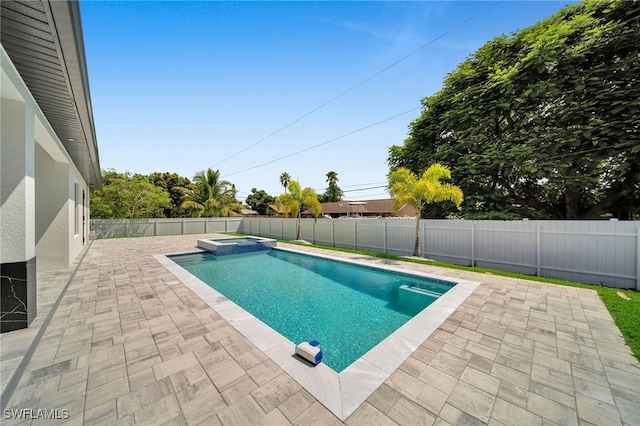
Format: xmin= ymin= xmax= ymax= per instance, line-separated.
xmin=1 ymin=0 xmax=100 ymax=187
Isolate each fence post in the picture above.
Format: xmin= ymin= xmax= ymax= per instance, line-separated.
xmin=421 ymin=220 xmax=425 ymax=258
xmin=332 ymin=219 xmax=335 ymax=247
xmin=471 ymin=223 xmax=475 ymax=267
xmin=536 ymin=226 xmax=541 ymax=277
xmin=383 ymin=220 xmax=388 ymax=254
xmin=354 ymin=220 xmax=357 ymax=250
xmin=154 ymin=220 xmax=157 ymax=236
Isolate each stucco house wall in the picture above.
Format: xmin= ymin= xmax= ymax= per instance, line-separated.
xmin=1 ymin=1 xmax=99 ymax=333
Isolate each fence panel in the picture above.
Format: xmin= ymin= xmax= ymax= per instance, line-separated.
xmin=90 ymin=219 xmax=126 ymax=239
xmin=354 ymin=220 xmax=385 ymax=252
xmin=182 ymin=220 xmax=204 ymax=234
xmin=540 ymin=221 xmax=637 ymax=288
xmin=154 ymin=221 xmax=181 ymax=236
xmin=254 ymin=218 xmax=267 ymax=237
xmin=385 ymin=220 xmax=414 ymax=256
xmin=332 ymin=220 xmax=356 ymax=249
xmin=474 ymin=221 xmax=538 ymax=275
xmin=299 ymin=220 xmax=315 ymax=242
xmin=282 ymin=219 xmax=298 ymax=240
xmin=423 ymin=220 xmax=473 ymax=265
xmin=314 ymin=220 xmax=334 ymax=246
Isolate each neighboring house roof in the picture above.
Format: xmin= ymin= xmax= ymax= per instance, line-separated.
xmin=1 ymin=0 xmax=100 ymax=186
xmin=304 ymin=199 xmax=417 ymax=216
xmin=241 ymin=209 xmax=258 ymax=216
xmin=268 ymin=204 xmax=286 ymax=215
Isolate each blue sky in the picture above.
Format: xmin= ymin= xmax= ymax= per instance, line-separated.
xmin=81 ymin=1 xmax=573 ymax=202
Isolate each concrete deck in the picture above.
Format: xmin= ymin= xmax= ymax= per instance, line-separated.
xmin=1 ymin=234 xmax=639 ymax=425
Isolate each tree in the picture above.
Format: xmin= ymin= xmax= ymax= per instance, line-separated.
xmin=388 ymin=165 xmax=463 ymax=257
xmin=275 ymin=181 xmax=321 ymax=240
xmin=148 ymin=172 xmax=192 ymax=217
xmin=388 ymin=0 xmax=640 ymax=219
xmin=279 ymin=172 xmax=291 ymax=194
xmin=323 ymin=171 xmax=344 ymax=202
xmin=90 ymin=170 xmax=171 ymax=220
xmin=176 ymin=169 xmax=242 ymax=217
xmin=246 ymin=188 xmax=276 ymax=215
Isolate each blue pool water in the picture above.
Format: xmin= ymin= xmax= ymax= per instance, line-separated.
xmin=171 ymin=249 xmax=454 ymax=372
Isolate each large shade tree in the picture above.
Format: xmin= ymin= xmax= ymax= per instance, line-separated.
xmin=176 ymin=169 xmax=242 ymax=217
xmin=388 ymin=0 xmax=639 ymax=219
xmin=148 ymin=172 xmax=192 ymax=217
xmin=388 ymin=165 xmax=463 ymax=257
xmin=246 ymin=188 xmax=276 ymax=215
xmin=90 ymin=170 xmax=171 ymax=220
xmin=276 ymin=181 xmax=321 ymax=240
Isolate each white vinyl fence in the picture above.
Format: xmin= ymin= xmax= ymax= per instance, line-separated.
xmin=238 ymin=218 xmax=640 ymax=290
xmin=91 ymin=217 xmax=640 ymax=290
xmin=90 ymin=218 xmax=242 ymax=239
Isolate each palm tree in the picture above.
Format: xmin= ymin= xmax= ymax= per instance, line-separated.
xmin=279 ymin=172 xmax=291 ymax=194
xmin=176 ymin=169 xmax=242 ymax=217
xmin=388 ymin=164 xmax=463 ymax=257
xmin=326 ymin=171 xmax=338 ymax=186
xmin=276 ymin=181 xmax=321 ymax=240
xmin=324 ymin=171 xmax=343 ymax=202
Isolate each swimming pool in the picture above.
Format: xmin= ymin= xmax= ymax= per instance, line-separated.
xmin=170 ymin=249 xmax=453 ymax=372
xmin=155 ymin=244 xmax=479 ymax=420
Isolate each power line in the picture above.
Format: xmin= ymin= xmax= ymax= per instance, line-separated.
xmin=223 ymin=106 xmax=420 ymax=177
xmin=311 ymin=182 xmax=388 ymax=192
xmin=221 ymin=68 xmax=507 ymax=178
xmin=340 ymin=181 xmax=387 ymax=188
xmin=211 ymin=1 xmax=502 ymax=168
xmin=343 ymin=185 xmax=387 ymax=193
xmin=238 ymin=182 xmax=389 ymax=198
xmin=311 ymin=184 xmax=388 ymax=194
xmin=542 ymin=141 xmax=637 ymax=161
xmin=347 ymin=192 xmax=390 ymax=200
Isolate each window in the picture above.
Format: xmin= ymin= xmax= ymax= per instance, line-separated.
xmin=74 ymin=183 xmax=79 ymax=235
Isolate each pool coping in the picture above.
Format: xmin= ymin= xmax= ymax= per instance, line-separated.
xmin=153 ymin=246 xmax=480 ymax=421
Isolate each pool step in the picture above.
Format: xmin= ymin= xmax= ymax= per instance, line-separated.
xmin=399 ymin=284 xmax=443 ymax=298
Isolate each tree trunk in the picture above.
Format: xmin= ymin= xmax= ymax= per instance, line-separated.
xmin=413 ymin=216 xmax=421 ymax=257
xmin=564 ymin=187 xmax=579 ymax=219
xmin=296 ymin=212 xmax=302 ymax=240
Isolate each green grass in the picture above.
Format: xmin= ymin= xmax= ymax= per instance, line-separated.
xmin=226 ymin=233 xmax=640 ymax=362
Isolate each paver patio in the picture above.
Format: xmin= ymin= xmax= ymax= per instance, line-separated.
xmin=1 ymin=233 xmax=639 ymax=425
